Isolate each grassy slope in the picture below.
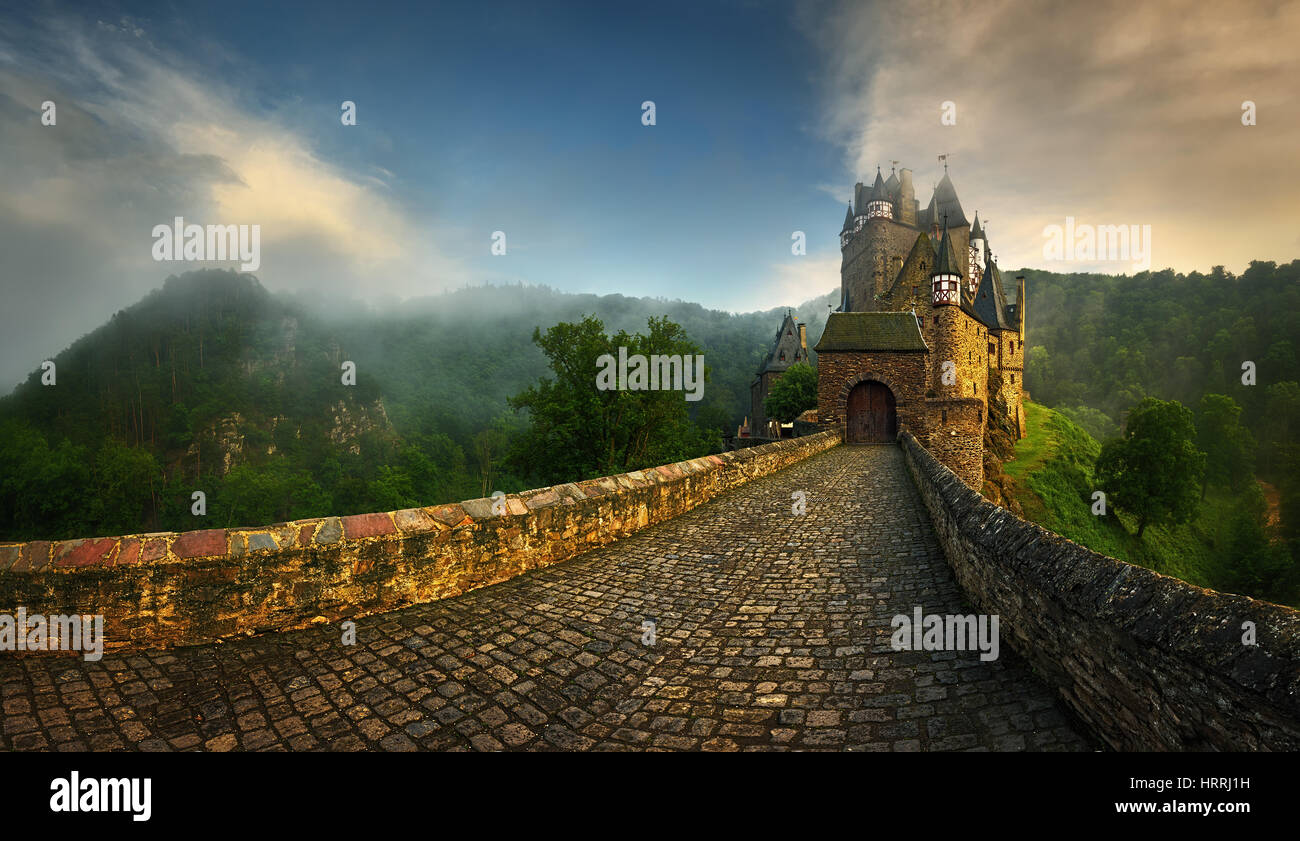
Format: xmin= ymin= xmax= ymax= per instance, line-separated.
xmin=1004 ymin=401 xmax=1235 ymax=593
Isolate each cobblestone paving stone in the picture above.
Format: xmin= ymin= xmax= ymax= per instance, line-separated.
xmin=0 ymin=445 xmax=1094 ymax=752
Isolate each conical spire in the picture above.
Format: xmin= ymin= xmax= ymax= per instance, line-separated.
xmin=970 ymin=212 xmax=983 ymax=240
xmin=931 ymin=170 xmax=968 ymax=227
xmin=842 ymin=203 xmax=854 ymax=233
xmin=869 ymin=168 xmax=888 ymax=201
xmin=932 ymin=215 xmax=960 ymax=277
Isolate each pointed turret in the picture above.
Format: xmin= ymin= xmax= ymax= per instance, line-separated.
xmin=970 ymin=212 xmax=984 ymax=240
xmin=931 ymin=217 xmax=961 ymax=306
xmin=866 ymin=168 xmax=894 ymax=220
xmin=869 ymin=168 xmax=888 ymax=200
xmin=930 ymin=170 xmax=968 ymax=228
xmin=841 ymin=203 xmax=854 ymax=234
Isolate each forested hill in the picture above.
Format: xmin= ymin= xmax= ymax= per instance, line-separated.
xmin=1021 ymin=259 xmax=1300 ymax=486
xmin=0 ymin=270 xmax=837 ymax=540
xmin=2 ymin=259 xmax=1296 ymax=544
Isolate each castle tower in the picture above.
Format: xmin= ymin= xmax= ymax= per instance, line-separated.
xmin=968 ymin=213 xmax=985 ymax=296
xmin=931 ymin=220 xmax=961 ymax=306
xmin=884 ymin=165 xmax=901 ymax=214
xmin=866 ymin=168 xmax=893 ymax=220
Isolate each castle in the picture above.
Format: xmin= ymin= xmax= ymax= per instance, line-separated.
xmin=811 ymin=163 xmax=1026 ymax=488
xmin=746 ymin=311 xmax=810 ymax=438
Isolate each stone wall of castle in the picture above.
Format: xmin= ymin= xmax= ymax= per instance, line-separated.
xmin=901 ymin=430 xmax=1300 ymax=750
xmin=921 ymin=305 xmax=991 ymax=406
xmin=842 ymin=219 xmax=929 ymax=311
xmin=0 ymin=431 xmax=841 ymax=651
xmin=995 ymin=330 xmax=1026 ymax=436
xmin=816 ymin=350 xmax=928 ymax=439
xmin=919 ymin=398 xmax=985 ymax=488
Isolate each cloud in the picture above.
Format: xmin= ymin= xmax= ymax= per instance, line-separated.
xmin=801 ymin=0 xmax=1300 ymax=275
xmin=752 ymin=255 xmax=840 ymax=313
xmin=0 ymin=11 xmax=468 ymax=388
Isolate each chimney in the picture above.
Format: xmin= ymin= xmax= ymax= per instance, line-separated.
xmin=798 ymin=322 xmax=808 ymax=353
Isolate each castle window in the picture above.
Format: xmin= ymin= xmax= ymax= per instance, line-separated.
xmin=1012 ymin=373 xmax=1016 ymax=383
xmin=942 ymin=410 xmax=948 ymax=423
xmin=973 ymin=383 xmax=978 ymax=395
xmin=933 ymin=316 xmax=938 ymax=325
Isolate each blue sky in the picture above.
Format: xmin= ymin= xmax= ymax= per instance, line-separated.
xmin=1 ymin=0 xmax=1298 ymax=388
xmin=95 ymin=0 xmax=844 ymax=305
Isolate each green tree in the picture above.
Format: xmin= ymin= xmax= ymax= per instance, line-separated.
xmin=507 ymin=315 xmax=711 ymax=484
xmin=1095 ymin=398 xmax=1206 ymax=538
xmin=91 ymin=440 xmax=161 ymax=533
xmin=1219 ymin=483 xmax=1297 ymax=604
xmin=763 ymin=362 xmax=818 ymax=423
xmin=1195 ymin=394 xmax=1256 ymax=494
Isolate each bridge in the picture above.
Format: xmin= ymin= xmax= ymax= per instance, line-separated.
xmin=2 ymin=433 xmax=1298 ymax=751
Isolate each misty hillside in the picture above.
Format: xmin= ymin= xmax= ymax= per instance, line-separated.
xmin=0 ymin=270 xmax=837 ymax=540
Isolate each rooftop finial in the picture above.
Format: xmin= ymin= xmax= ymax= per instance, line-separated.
xmin=938 ymin=153 xmax=948 ymax=172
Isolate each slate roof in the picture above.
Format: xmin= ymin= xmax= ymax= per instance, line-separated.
xmin=932 ymin=222 xmax=961 ymax=277
xmin=973 ymin=256 xmax=1014 ymax=331
xmin=813 ymin=311 xmax=929 ymax=353
xmin=931 ymin=172 xmax=968 ymax=228
xmin=970 ymin=212 xmax=984 ymax=240
xmin=842 ymin=204 xmax=854 ymax=232
xmin=869 ymin=169 xmax=888 ymax=201
xmin=756 ymin=312 xmax=809 ymax=375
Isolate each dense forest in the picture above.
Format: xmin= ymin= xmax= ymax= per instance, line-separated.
xmin=1021 ymin=260 xmax=1299 ymax=489
xmin=2 ymin=258 xmax=1297 ymax=607
xmin=0 ymin=270 xmax=832 ymax=540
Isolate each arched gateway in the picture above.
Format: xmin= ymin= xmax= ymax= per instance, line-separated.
xmin=845 ymin=380 xmax=897 ymax=443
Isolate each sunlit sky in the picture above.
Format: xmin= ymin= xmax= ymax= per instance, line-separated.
xmin=2 ymin=0 xmax=1298 ymax=388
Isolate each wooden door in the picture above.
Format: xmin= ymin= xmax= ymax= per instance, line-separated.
xmin=846 ymin=381 xmax=897 ymax=443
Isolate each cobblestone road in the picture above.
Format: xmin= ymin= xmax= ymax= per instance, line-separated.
xmin=1 ymin=445 xmax=1093 ymax=752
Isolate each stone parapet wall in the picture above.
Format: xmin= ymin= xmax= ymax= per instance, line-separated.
xmin=0 ymin=431 xmax=841 ymax=652
xmin=900 ymin=430 xmax=1300 ymax=750
xmin=920 ymin=398 xmax=984 ymax=488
